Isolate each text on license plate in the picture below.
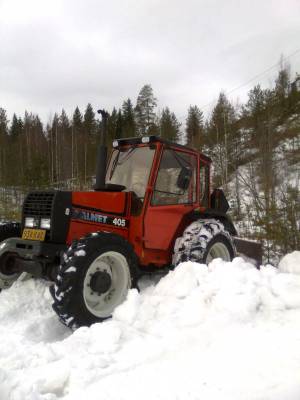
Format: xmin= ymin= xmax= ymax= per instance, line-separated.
xmin=22 ymin=229 xmax=46 ymax=241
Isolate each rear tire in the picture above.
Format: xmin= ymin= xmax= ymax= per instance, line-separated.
xmin=50 ymin=232 xmax=139 ymax=329
xmin=173 ymin=219 xmax=235 ymax=266
xmin=0 ymin=222 xmax=21 ymax=289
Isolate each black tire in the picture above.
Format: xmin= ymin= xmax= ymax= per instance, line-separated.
xmin=0 ymin=222 xmax=21 ymax=242
xmin=50 ymin=232 xmax=139 ymax=329
xmin=0 ymin=222 xmax=21 ymax=289
xmin=173 ymin=219 xmax=235 ymax=266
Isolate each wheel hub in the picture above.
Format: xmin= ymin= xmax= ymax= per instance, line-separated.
xmin=89 ymin=270 xmax=112 ymax=295
xmin=83 ymin=251 xmax=131 ymax=318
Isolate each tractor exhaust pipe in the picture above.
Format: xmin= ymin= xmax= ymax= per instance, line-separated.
xmin=94 ymin=109 xmax=109 ymax=191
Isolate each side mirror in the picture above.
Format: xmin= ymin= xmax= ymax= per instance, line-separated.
xmin=177 ymin=167 xmax=192 ymax=191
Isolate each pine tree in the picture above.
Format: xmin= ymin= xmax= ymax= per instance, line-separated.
xmin=9 ymin=114 xmax=23 ymax=140
xmin=107 ymin=108 xmax=118 ymax=143
xmin=22 ymin=114 xmax=48 ymax=188
xmin=243 ymin=85 xmax=265 ymax=124
xmin=274 ymin=59 xmax=291 ymax=115
xmin=159 ymin=107 xmax=181 ymax=142
xmin=135 ymin=84 xmax=157 ymax=135
xmin=0 ymin=108 xmax=8 ymax=185
xmin=82 ymin=104 xmax=97 ymax=184
xmin=116 ymin=109 xmax=123 ymax=138
xmin=58 ymin=109 xmax=71 ymax=180
xmin=206 ymin=93 xmax=237 ymax=187
xmin=290 ymin=73 xmax=300 ymax=112
xmin=6 ymin=114 xmax=24 ymax=185
xmin=59 ymin=109 xmax=70 ymax=131
xmin=185 ymin=105 xmax=204 ymax=148
xmin=72 ymin=107 xmax=83 ymax=183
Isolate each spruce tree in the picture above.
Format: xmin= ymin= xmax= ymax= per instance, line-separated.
xmin=122 ymin=99 xmax=136 ymax=137
xmin=159 ymin=107 xmax=181 ymax=142
xmin=185 ymin=105 xmax=204 ymax=148
xmin=73 ymin=107 xmax=83 ymax=132
xmin=0 ymin=108 xmax=8 ymax=138
xmin=83 ymin=103 xmax=96 ymax=136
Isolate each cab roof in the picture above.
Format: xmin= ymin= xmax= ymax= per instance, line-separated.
xmin=112 ymin=135 xmax=212 ymax=163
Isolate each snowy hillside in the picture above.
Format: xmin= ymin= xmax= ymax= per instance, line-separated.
xmin=1 ymin=253 xmax=300 ymax=400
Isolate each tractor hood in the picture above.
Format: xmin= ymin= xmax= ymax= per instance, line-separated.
xmin=72 ymin=191 xmax=128 ymax=215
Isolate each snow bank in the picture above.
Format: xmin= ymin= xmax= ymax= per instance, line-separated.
xmin=1 ymin=253 xmax=300 ymax=399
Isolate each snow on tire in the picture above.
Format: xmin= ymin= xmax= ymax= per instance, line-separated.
xmin=173 ymin=219 xmax=235 ymax=266
xmin=50 ymin=232 xmax=139 ymax=329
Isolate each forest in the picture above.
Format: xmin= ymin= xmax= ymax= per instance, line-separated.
xmin=0 ymin=64 xmax=299 ymax=262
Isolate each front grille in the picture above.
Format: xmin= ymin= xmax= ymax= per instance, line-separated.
xmin=22 ymin=190 xmax=71 ymax=244
xmin=23 ymin=192 xmax=55 ymax=218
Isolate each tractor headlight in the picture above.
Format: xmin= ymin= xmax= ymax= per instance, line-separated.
xmin=25 ymin=217 xmax=39 ymax=228
xmin=40 ymin=218 xmax=51 ymax=230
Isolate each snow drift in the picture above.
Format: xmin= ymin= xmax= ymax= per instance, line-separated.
xmin=1 ymin=252 xmax=300 ymax=400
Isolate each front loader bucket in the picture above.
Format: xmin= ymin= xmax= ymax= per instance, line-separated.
xmin=234 ymin=238 xmax=263 ymax=267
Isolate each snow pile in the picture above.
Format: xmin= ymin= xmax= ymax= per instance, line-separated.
xmin=1 ymin=253 xmax=300 ymax=399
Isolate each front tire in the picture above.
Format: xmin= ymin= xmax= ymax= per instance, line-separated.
xmin=173 ymin=219 xmax=235 ymax=266
xmin=0 ymin=222 xmax=21 ymax=289
xmin=50 ymin=232 xmax=139 ymax=329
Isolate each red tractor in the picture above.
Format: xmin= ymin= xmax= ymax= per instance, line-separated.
xmin=0 ymin=111 xmax=261 ymax=328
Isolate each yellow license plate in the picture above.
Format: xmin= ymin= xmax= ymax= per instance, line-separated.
xmin=22 ymin=229 xmax=46 ymax=241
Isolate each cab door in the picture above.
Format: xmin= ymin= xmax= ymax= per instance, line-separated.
xmin=143 ymin=147 xmax=198 ymax=251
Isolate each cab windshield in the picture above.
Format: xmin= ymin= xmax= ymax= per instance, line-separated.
xmin=106 ymin=146 xmax=155 ymax=198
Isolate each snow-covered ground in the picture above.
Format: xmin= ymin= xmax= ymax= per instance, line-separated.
xmin=1 ymin=253 xmax=300 ymax=400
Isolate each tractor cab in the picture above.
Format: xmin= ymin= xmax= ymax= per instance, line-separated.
xmin=106 ymin=136 xmax=211 ymax=212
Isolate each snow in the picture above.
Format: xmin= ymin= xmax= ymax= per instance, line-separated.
xmin=1 ymin=254 xmax=300 ymax=399
xmin=278 ymin=251 xmax=300 ymax=275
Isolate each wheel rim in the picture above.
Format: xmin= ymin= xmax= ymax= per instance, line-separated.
xmin=83 ymin=251 xmax=131 ymax=318
xmin=206 ymin=242 xmax=231 ymax=264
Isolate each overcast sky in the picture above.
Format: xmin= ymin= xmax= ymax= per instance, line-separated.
xmin=1 ymin=0 xmax=300 ymax=125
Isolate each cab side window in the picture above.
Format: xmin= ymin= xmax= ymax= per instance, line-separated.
xmin=152 ymin=149 xmax=197 ymax=206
